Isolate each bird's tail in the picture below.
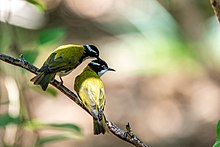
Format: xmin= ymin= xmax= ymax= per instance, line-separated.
xmin=93 ymin=113 xmax=109 ymax=135
xmin=30 ymin=72 xmax=56 ymax=91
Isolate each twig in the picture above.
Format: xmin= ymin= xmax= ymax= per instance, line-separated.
xmin=0 ymin=53 xmax=149 ymax=147
xmin=210 ymin=0 xmax=220 ymax=22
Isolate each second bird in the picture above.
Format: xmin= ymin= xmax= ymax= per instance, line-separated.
xmin=31 ymin=44 xmax=99 ymax=91
xmin=74 ymin=58 xmax=115 ymax=135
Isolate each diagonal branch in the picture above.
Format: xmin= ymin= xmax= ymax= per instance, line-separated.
xmin=0 ymin=53 xmax=149 ymax=147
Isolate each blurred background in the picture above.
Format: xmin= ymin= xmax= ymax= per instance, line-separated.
xmin=0 ymin=0 xmax=220 ymax=146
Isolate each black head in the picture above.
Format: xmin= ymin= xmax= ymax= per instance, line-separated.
xmin=88 ymin=58 xmax=115 ymax=77
xmin=84 ymin=45 xmax=99 ymax=58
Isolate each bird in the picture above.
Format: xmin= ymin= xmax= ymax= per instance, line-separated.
xmin=31 ymin=44 xmax=99 ymax=91
xmin=74 ymin=58 xmax=115 ymax=135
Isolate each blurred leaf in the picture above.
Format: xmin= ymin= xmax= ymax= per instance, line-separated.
xmin=217 ymin=121 xmax=220 ymax=141
xmin=99 ymin=0 xmax=202 ymax=75
xmin=205 ymin=17 xmax=220 ymax=65
xmin=24 ymin=120 xmax=43 ymax=130
xmin=36 ymin=123 xmax=82 ymax=146
xmin=0 ymin=100 xmax=9 ymax=105
xmin=22 ymin=50 xmax=39 ymax=64
xmin=100 ymin=21 xmax=140 ymax=35
xmin=46 ymin=86 xmax=58 ymax=96
xmin=213 ymin=121 xmax=220 ymax=147
xmin=37 ymin=135 xmax=70 ymax=146
xmin=24 ymin=121 xmax=81 ymax=135
xmin=27 ymin=0 xmax=46 ymax=11
xmin=0 ymin=1 xmax=45 ymax=29
xmin=38 ymin=27 xmax=65 ymax=45
xmin=0 ymin=113 xmax=23 ymax=127
xmin=213 ymin=142 xmax=220 ymax=147
xmin=0 ymin=23 xmax=12 ymax=52
xmin=45 ymin=123 xmax=81 ymax=134
xmin=31 ymin=86 xmax=57 ymax=97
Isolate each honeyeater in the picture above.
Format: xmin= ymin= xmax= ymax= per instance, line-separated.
xmin=31 ymin=44 xmax=99 ymax=91
xmin=74 ymin=58 xmax=115 ymax=135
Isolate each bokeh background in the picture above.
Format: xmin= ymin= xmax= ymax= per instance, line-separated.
xmin=1 ymin=0 xmax=220 ymax=147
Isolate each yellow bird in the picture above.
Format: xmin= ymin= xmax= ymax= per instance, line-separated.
xmin=31 ymin=44 xmax=99 ymax=90
xmin=74 ymin=58 xmax=115 ymax=135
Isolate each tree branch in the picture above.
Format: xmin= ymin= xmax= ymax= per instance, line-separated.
xmin=0 ymin=53 xmax=149 ymax=147
xmin=210 ymin=0 xmax=220 ymax=22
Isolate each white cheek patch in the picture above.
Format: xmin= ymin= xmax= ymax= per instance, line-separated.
xmin=98 ymin=69 xmax=108 ymax=77
xmin=90 ymin=61 xmax=100 ymax=66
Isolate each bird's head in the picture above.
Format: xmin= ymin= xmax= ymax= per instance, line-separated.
xmin=84 ymin=45 xmax=99 ymax=58
xmin=88 ymin=58 xmax=115 ymax=77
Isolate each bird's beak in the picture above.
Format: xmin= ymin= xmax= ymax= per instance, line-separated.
xmin=108 ymin=68 xmax=115 ymax=72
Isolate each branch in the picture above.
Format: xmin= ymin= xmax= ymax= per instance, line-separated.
xmin=210 ymin=0 xmax=220 ymax=22
xmin=0 ymin=53 xmax=149 ymax=147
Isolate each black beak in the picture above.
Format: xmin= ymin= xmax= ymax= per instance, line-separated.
xmin=108 ymin=68 xmax=115 ymax=72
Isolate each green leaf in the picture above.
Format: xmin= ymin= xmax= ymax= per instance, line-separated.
xmin=36 ymin=123 xmax=82 ymax=146
xmin=46 ymin=86 xmax=57 ymax=96
xmin=0 ymin=113 xmax=23 ymax=127
xmin=217 ymin=121 xmax=220 ymax=141
xmin=37 ymin=135 xmax=70 ymax=146
xmin=22 ymin=50 xmax=39 ymax=64
xmin=213 ymin=141 xmax=220 ymax=147
xmin=38 ymin=27 xmax=65 ymax=45
xmin=24 ymin=120 xmax=43 ymax=130
xmin=45 ymin=123 xmax=81 ymax=134
xmin=213 ymin=121 xmax=220 ymax=147
xmin=27 ymin=0 xmax=46 ymax=11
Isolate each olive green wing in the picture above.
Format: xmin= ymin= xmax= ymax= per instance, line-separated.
xmin=42 ymin=46 xmax=83 ymax=72
xmin=48 ymin=53 xmax=78 ymax=72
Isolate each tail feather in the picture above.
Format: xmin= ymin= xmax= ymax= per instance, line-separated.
xmin=31 ymin=72 xmax=56 ymax=91
xmin=93 ymin=114 xmax=109 ymax=135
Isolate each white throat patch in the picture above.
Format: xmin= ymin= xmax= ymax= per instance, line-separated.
xmin=90 ymin=61 xmax=100 ymax=66
xmin=98 ymin=69 xmax=108 ymax=77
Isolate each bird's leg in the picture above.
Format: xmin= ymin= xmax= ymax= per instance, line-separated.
xmin=59 ymin=76 xmax=63 ymax=86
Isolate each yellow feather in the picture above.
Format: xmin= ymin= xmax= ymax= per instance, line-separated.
xmin=74 ymin=66 xmax=108 ymax=135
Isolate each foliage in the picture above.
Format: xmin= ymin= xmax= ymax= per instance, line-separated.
xmin=213 ymin=121 xmax=220 ymax=147
xmin=26 ymin=0 xmax=46 ymax=11
xmin=0 ymin=1 xmax=71 ymax=145
xmin=0 ymin=114 xmax=82 ymax=146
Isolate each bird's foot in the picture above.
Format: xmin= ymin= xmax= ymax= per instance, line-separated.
xmin=59 ymin=76 xmax=63 ymax=86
